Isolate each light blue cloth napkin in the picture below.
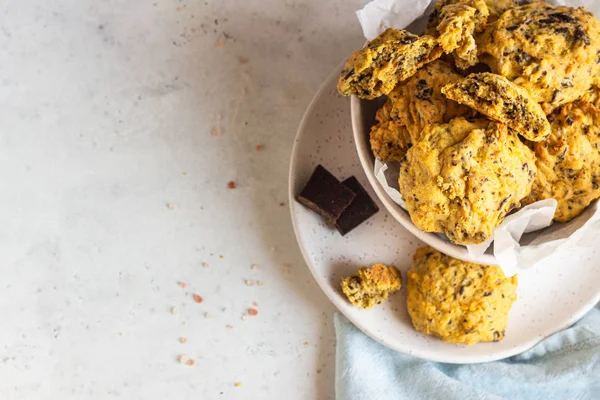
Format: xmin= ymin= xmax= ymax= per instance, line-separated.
xmin=335 ymin=309 xmax=600 ymax=400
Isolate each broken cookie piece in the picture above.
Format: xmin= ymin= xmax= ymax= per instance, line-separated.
xmin=441 ymin=72 xmax=551 ymax=141
xmin=341 ymin=264 xmax=402 ymax=309
xmin=336 ymin=177 xmax=380 ymax=236
xmin=337 ymin=28 xmax=443 ymax=99
xmin=297 ymin=165 xmax=355 ymax=224
xmin=427 ymin=0 xmax=490 ymax=69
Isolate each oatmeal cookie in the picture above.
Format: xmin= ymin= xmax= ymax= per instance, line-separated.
xmin=398 ymin=117 xmax=536 ymax=245
xmin=370 ymin=60 xmax=469 ymax=161
xmin=523 ymin=101 xmax=600 ymax=222
xmin=441 ymin=72 xmax=551 ymax=141
xmin=337 ymin=28 xmax=443 ymax=99
xmin=407 ymin=246 xmax=518 ymax=345
xmin=477 ymin=2 xmax=600 ymax=113
xmin=340 ymin=264 xmax=402 ymax=309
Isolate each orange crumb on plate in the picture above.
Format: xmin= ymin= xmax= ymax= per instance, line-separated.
xmin=193 ymin=294 xmax=204 ymax=303
xmin=179 ymin=337 xmax=188 ymax=344
xmin=248 ymin=308 xmax=258 ymax=316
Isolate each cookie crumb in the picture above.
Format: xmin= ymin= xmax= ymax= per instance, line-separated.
xmin=166 ymin=203 xmax=177 ymax=210
xmin=245 ymin=280 xmax=255 ymax=286
xmin=211 ymin=125 xmax=221 ymax=136
xmin=227 ymin=181 xmax=236 ymax=189
xmin=204 ymin=312 xmax=212 ymax=318
xmin=239 ymin=57 xmax=249 ymax=65
xmin=279 ymin=202 xmax=285 ymax=206
xmin=178 ymin=354 xmax=190 ymax=364
xmin=226 ymin=324 xmax=233 ymax=329
xmin=256 ymin=281 xmax=264 ymax=286
xmin=256 ymin=144 xmax=263 ymax=151
xmin=202 ymin=262 xmax=209 ymax=268
xmin=186 ymin=359 xmax=195 ymax=366
xmin=234 ymin=382 xmax=242 ymax=387
xmin=219 ymin=255 xmax=224 ymax=259
xmin=171 ymin=306 xmax=179 ymax=315
xmin=193 ymin=294 xmax=204 ymax=303
xmin=177 ymin=281 xmax=187 ymax=289
xmin=179 ymin=337 xmax=188 ymax=344
xmin=248 ymin=308 xmax=258 ymax=316
xmin=251 ymin=263 xmax=259 ymax=270
xmin=252 ymin=301 xmax=258 ymax=307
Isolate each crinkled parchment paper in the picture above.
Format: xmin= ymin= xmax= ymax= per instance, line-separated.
xmin=361 ymin=0 xmax=600 ymax=274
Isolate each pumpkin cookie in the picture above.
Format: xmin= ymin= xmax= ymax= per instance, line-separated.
xmin=427 ymin=0 xmax=489 ymax=69
xmin=407 ymin=246 xmax=518 ymax=345
xmin=340 ymin=264 xmax=402 ymax=309
xmin=477 ymin=2 xmax=600 ymax=113
xmin=441 ymin=72 xmax=551 ymax=141
xmin=370 ymin=60 xmax=470 ymax=161
xmin=523 ymin=101 xmax=600 ymax=222
xmin=398 ymin=117 xmax=536 ymax=245
xmin=337 ymin=28 xmax=443 ymax=99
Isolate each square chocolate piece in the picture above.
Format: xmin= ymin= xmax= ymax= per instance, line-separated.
xmin=296 ymin=165 xmax=356 ymax=224
xmin=336 ymin=176 xmax=379 ymax=236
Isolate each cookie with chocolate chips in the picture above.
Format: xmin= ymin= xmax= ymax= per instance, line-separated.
xmin=398 ymin=117 xmax=536 ymax=245
xmin=337 ymin=28 xmax=443 ymax=99
xmin=477 ymin=2 xmax=600 ymax=113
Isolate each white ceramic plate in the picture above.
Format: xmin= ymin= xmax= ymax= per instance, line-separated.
xmin=288 ymin=63 xmax=600 ymax=363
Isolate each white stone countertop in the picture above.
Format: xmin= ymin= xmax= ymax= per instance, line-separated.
xmin=0 ymin=0 xmax=367 ymax=398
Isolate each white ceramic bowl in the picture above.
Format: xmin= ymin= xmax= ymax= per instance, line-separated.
xmin=350 ymin=95 xmax=499 ymax=265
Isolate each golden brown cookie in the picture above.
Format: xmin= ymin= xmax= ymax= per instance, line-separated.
xmin=580 ymin=84 xmax=600 ymax=108
xmin=407 ymin=246 xmax=518 ymax=345
xmin=477 ymin=2 xmax=600 ymax=113
xmin=441 ymin=72 xmax=551 ymax=141
xmin=337 ymin=28 xmax=443 ymax=99
xmin=427 ymin=0 xmax=490 ymax=69
xmin=370 ymin=60 xmax=470 ymax=161
xmin=483 ymin=0 xmax=543 ymax=22
xmin=340 ymin=264 xmax=402 ymax=309
xmin=523 ymin=101 xmax=600 ymax=222
xmin=398 ymin=117 xmax=536 ymax=245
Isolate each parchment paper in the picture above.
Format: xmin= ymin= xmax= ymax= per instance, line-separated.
xmin=359 ymin=0 xmax=600 ymax=274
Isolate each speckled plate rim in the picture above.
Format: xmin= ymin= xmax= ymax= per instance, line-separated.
xmin=288 ymin=62 xmax=600 ymax=363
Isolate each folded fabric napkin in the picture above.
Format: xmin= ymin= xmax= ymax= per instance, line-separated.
xmin=335 ymin=308 xmax=600 ymax=400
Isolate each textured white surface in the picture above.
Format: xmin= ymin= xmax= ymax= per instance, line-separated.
xmin=0 ymin=0 xmax=366 ymax=398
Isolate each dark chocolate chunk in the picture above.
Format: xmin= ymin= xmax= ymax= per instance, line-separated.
xmin=296 ymin=165 xmax=356 ymax=224
xmin=335 ymin=176 xmax=379 ymax=236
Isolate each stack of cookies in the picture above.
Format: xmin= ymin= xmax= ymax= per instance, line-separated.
xmin=338 ymin=0 xmax=600 ymax=245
